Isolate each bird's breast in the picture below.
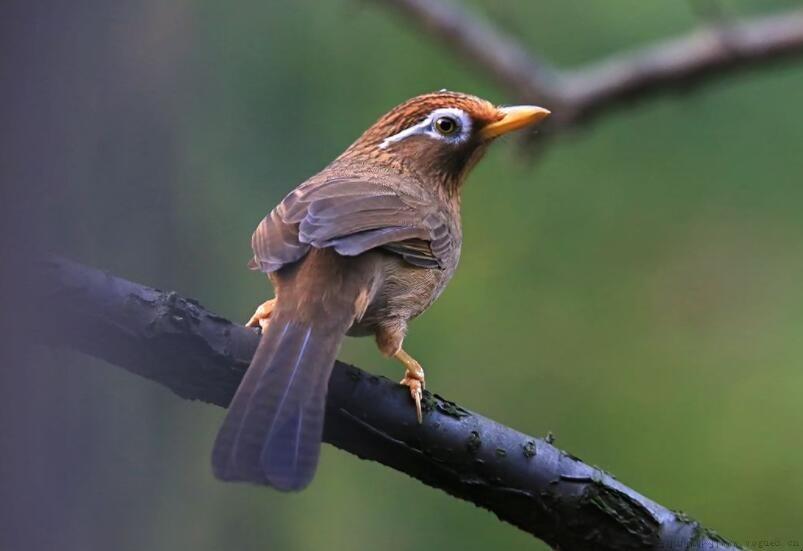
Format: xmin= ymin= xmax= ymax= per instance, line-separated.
xmin=348 ymin=250 xmax=457 ymax=336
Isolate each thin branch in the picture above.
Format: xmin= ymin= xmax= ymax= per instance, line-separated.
xmin=563 ymin=9 xmax=803 ymax=123
xmin=370 ymin=0 xmax=563 ymax=104
xmin=376 ymin=0 xmax=803 ymax=128
xmin=34 ymin=257 xmax=745 ymax=551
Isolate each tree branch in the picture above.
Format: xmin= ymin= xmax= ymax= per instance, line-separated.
xmin=33 ymin=256 xmax=745 ymax=551
xmin=376 ymin=0 xmax=803 ymax=128
xmin=370 ymin=0 xmax=564 ymax=104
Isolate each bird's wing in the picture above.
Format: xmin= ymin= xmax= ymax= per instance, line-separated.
xmin=250 ymin=175 xmax=453 ymax=272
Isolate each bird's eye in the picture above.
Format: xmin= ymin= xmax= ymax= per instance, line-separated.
xmin=434 ymin=116 xmax=459 ymax=136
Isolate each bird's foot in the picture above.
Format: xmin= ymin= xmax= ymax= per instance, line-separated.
xmin=394 ymin=349 xmax=425 ymax=424
xmin=245 ymin=298 xmax=276 ymax=332
xmin=400 ymin=374 xmax=424 ymax=424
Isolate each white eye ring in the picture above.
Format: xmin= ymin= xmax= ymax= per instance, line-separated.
xmin=380 ymin=108 xmax=472 ymax=149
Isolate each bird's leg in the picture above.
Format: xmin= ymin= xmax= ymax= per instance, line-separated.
xmin=245 ymin=298 xmax=276 ymax=332
xmin=394 ymin=348 xmax=425 ymax=424
xmin=376 ymin=328 xmax=424 ymax=423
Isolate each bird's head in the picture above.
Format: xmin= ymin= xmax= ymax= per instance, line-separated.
xmin=338 ymin=91 xmax=550 ymax=193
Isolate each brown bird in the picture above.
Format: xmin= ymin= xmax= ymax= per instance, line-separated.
xmin=212 ymin=91 xmax=550 ymax=490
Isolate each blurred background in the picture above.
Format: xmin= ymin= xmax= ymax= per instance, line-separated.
xmin=3 ymin=1 xmax=803 ymax=550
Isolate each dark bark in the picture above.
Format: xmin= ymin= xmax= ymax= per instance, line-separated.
xmin=33 ymin=257 xmax=745 ymax=551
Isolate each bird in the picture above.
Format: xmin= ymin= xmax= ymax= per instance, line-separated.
xmin=212 ymin=91 xmax=550 ymax=491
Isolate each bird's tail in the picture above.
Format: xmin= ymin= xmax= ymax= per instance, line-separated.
xmin=212 ymin=252 xmax=370 ymax=490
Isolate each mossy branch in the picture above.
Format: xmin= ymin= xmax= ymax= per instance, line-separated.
xmin=36 ymin=257 xmax=745 ymax=551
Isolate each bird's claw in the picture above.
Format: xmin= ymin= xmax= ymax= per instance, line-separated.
xmin=393 ymin=348 xmax=426 ymax=424
xmin=400 ymin=374 xmax=424 ymax=424
xmin=245 ymin=298 xmax=276 ymax=332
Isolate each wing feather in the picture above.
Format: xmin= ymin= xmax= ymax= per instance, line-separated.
xmin=250 ymin=174 xmax=454 ymax=272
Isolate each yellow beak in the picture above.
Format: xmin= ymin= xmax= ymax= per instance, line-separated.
xmin=481 ymin=105 xmax=551 ymax=140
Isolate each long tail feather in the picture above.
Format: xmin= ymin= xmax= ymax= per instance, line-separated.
xmin=212 ymin=311 xmax=347 ymax=490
